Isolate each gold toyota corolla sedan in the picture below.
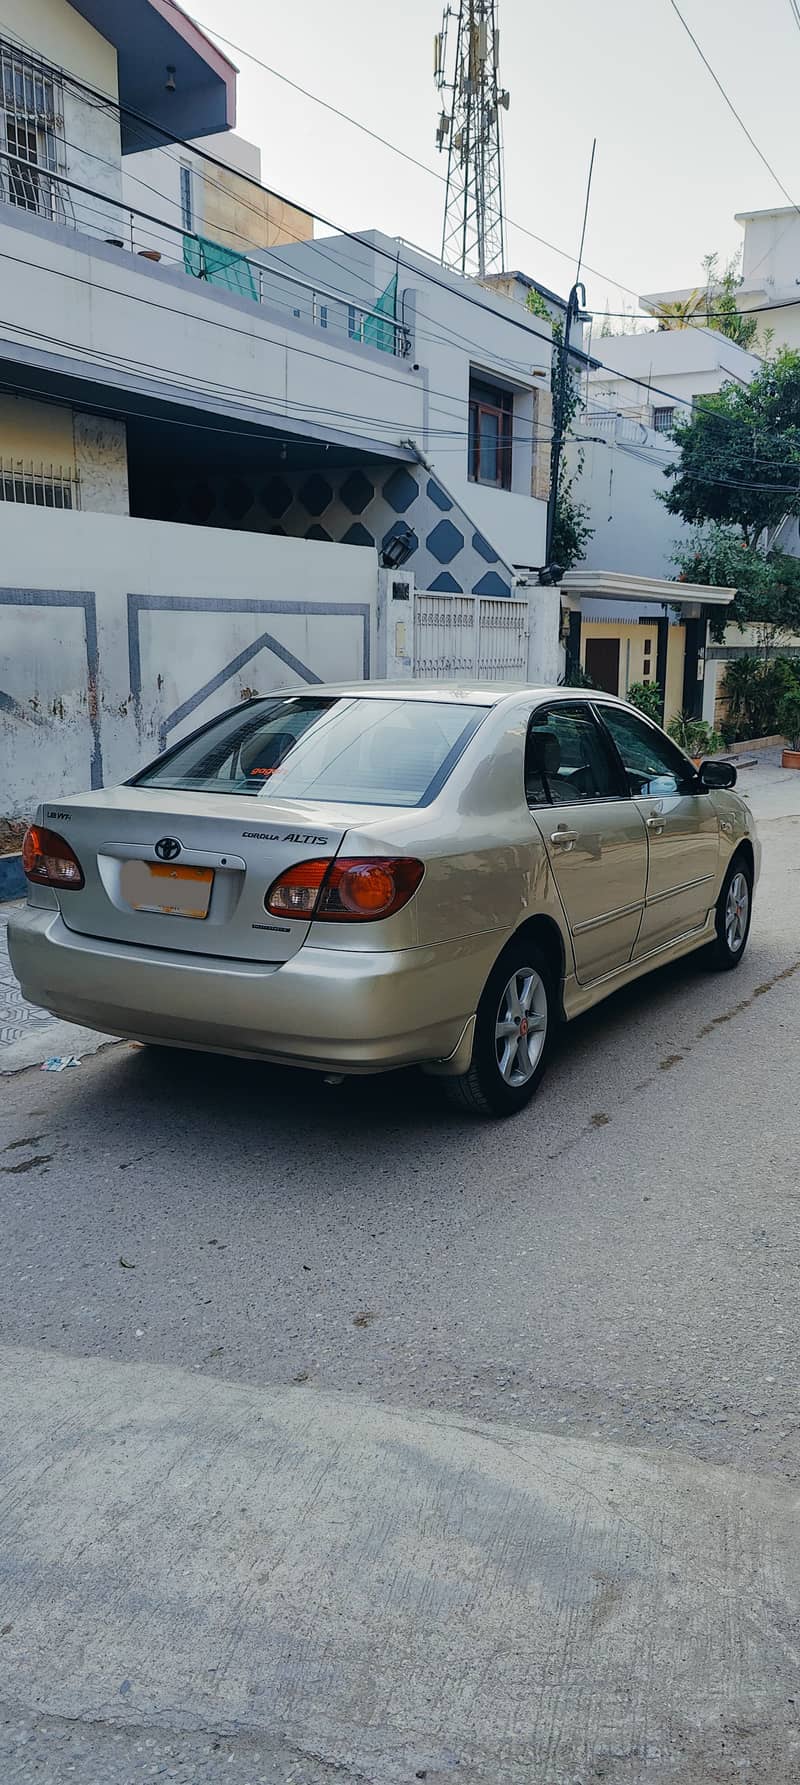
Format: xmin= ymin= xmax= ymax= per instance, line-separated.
xmin=9 ymin=683 xmax=759 ymax=1116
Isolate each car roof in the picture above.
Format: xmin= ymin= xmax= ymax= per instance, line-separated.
xmin=259 ymin=682 xmax=633 ymax=709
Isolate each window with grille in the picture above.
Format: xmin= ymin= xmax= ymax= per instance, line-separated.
xmin=0 ymin=458 xmax=79 ymax=508
xmin=180 ymin=164 xmax=193 ymax=232
xmin=469 ymin=375 xmax=513 ymax=489
xmin=652 ymin=406 xmax=675 ymax=433
xmin=0 ymin=38 xmax=67 ymax=223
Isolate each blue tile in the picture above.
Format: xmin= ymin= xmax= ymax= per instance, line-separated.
xmin=426 ymin=518 xmax=464 ymax=564
xmin=342 ymin=522 xmax=375 ymax=547
xmin=427 ymin=479 xmax=453 ymax=512
xmin=429 ymin=572 xmax=463 ymax=593
xmin=382 ymin=467 xmax=419 ymax=514
xmin=474 ymin=571 xmax=512 ymax=597
xmin=299 ymin=473 xmax=333 ymax=517
xmin=340 ymin=470 xmax=374 ymax=515
xmin=472 ymin=530 xmax=497 ymax=563
xmin=261 ymin=476 xmax=292 ymax=519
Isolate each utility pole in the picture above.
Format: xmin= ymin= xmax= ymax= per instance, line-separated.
xmin=434 ymin=2 xmax=509 ymax=278
xmin=544 ymin=281 xmax=586 ymax=569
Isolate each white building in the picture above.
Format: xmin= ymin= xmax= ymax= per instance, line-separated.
xmin=0 ymin=0 xmax=562 ymax=814
xmin=585 ymin=326 xmax=761 ymax=435
xmin=641 ymin=206 xmax=800 ymax=357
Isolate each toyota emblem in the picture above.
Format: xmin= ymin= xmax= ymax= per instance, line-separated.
xmin=154 ymin=837 xmax=181 ymax=861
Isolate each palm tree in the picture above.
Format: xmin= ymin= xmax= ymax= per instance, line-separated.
xmin=653 ymin=290 xmax=703 ymax=331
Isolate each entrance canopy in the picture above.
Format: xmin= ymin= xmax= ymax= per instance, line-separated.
xmin=560 ymin=569 xmax=736 ymax=619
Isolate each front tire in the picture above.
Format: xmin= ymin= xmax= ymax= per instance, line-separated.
xmin=707 ymin=855 xmax=753 ymax=971
xmin=445 ymin=938 xmax=556 ymax=1117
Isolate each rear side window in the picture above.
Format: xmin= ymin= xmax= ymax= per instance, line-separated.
xmin=132 ymin=696 xmax=488 ymax=807
xmin=525 ymin=704 xmax=623 ymax=806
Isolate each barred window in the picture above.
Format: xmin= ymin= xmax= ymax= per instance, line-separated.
xmin=0 ymin=37 xmax=67 ymax=222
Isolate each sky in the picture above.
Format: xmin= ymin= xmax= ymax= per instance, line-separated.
xmin=190 ymin=0 xmax=800 ymax=326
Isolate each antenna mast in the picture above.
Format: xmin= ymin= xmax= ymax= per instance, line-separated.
xmin=434 ymin=2 xmax=510 ymax=278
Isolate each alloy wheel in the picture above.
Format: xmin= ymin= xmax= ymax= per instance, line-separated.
xmin=494 ymin=967 xmax=548 ymax=1088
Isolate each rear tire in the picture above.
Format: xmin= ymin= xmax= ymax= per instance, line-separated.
xmin=445 ymin=937 xmax=557 ymax=1118
xmin=707 ymin=854 xmax=753 ymax=971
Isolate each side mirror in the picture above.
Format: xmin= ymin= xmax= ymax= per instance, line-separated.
xmin=699 ymin=759 xmax=737 ymax=790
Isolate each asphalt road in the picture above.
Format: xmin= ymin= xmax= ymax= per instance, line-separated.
xmin=2 ymin=758 xmax=800 ymax=1784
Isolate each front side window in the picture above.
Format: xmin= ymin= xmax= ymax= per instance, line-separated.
xmin=133 ymin=696 xmax=488 ymax=808
xmin=0 ymin=39 xmax=65 ymax=222
xmin=525 ymin=704 xmax=623 ymax=806
xmin=599 ymin=705 xmax=691 ymax=797
xmin=469 ymin=376 xmax=513 ymax=489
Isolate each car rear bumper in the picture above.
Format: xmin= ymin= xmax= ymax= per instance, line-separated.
xmin=8 ymin=905 xmax=503 ymax=1073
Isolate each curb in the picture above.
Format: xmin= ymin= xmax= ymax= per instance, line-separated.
xmin=0 ymin=854 xmax=25 ymax=901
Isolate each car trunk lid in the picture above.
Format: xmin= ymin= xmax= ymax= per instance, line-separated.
xmin=43 ymin=788 xmax=354 ymax=963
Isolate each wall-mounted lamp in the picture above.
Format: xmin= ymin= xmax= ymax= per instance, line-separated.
xmin=381 ymin=528 xmax=416 ymax=570
xmin=165 ymin=65 xmax=177 ymax=93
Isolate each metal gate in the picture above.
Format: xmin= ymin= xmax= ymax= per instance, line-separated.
xmin=413 ymin=591 xmax=529 ymax=681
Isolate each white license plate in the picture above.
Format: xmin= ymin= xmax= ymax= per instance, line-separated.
xmin=120 ymin=861 xmax=214 ymax=919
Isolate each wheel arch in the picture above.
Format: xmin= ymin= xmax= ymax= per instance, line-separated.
xmin=729 ymin=837 xmax=755 ymax=878
xmin=507 ymin=912 xmax=568 ymax=1018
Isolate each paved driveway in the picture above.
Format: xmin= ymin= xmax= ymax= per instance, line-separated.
xmin=1 ymin=758 xmax=800 ymax=1783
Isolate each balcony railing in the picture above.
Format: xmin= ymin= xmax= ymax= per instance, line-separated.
xmin=0 ymin=152 xmax=410 ymax=358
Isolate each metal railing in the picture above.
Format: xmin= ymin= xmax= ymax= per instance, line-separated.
xmin=0 ymin=152 xmax=410 ymax=357
xmin=0 ymin=456 xmax=80 ymax=508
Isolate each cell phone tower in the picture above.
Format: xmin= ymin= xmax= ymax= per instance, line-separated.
xmin=434 ymin=2 xmax=510 ymax=278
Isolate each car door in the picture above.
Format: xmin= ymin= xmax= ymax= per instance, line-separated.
xmin=526 ymin=701 xmax=648 ymax=985
xmin=596 ymin=703 xmax=720 ymax=956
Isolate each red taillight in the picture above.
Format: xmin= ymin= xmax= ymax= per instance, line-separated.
xmin=265 ymin=856 xmax=424 ymax=922
xmin=22 ymin=825 xmax=85 ymax=890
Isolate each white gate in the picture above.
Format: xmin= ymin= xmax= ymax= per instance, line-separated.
xmin=413 ymin=591 xmax=529 ymax=681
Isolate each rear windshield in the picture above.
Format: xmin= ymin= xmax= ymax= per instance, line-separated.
xmin=132 ymin=696 xmax=488 ymax=807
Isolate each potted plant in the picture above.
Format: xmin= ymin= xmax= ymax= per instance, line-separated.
xmin=778 ymin=687 xmax=800 ymax=770
xmin=668 ymin=712 xmax=724 ymax=766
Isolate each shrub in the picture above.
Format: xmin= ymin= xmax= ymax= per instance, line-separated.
xmin=778 ymin=687 xmax=800 ymax=750
xmin=626 ymin=681 xmax=663 ymax=723
xmin=667 ymin=712 xmax=724 ymax=758
xmin=722 ymin=654 xmax=800 ymax=740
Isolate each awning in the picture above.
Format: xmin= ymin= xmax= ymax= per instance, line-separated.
xmin=560 ymin=569 xmax=736 ymax=610
xmin=71 ymin=0 xmax=237 ymax=151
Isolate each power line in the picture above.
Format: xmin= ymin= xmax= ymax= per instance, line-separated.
xmin=3 ymin=20 xmax=797 ymax=454
xmin=667 ymin=0 xmax=800 ymax=222
xmin=158 ymin=0 xmax=642 ymax=304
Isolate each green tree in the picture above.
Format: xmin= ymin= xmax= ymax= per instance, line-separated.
xmin=663 ymin=349 xmax=800 ymax=544
xmin=672 ymin=525 xmax=800 ymax=654
xmin=526 ymin=288 xmax=594 ymax=570
xmin=701 ymin=251 xmax=759 ymax=351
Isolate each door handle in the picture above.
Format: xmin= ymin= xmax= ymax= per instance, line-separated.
xmin=646 ymin=815 xmax=665 ymax=834
xmin=550 ymin=827 xmax=578 ymax=849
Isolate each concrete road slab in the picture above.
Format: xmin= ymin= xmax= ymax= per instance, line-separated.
xmin=1 ymin=1345 xmax=800 ymax=1784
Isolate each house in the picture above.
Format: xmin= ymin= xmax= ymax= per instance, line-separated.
xmin=0 ymin=0 xmax=562 ymax=815
xmin=641 ymin=207 xmax=800 ymax=357
xmin=557 ymin=327 xmax=761 ymax=724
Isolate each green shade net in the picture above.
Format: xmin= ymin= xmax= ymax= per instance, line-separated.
xmin=184 ymin=234 xmax=258 ymax=302
xmin=362 ymin=274 xmax=398 ymax=352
